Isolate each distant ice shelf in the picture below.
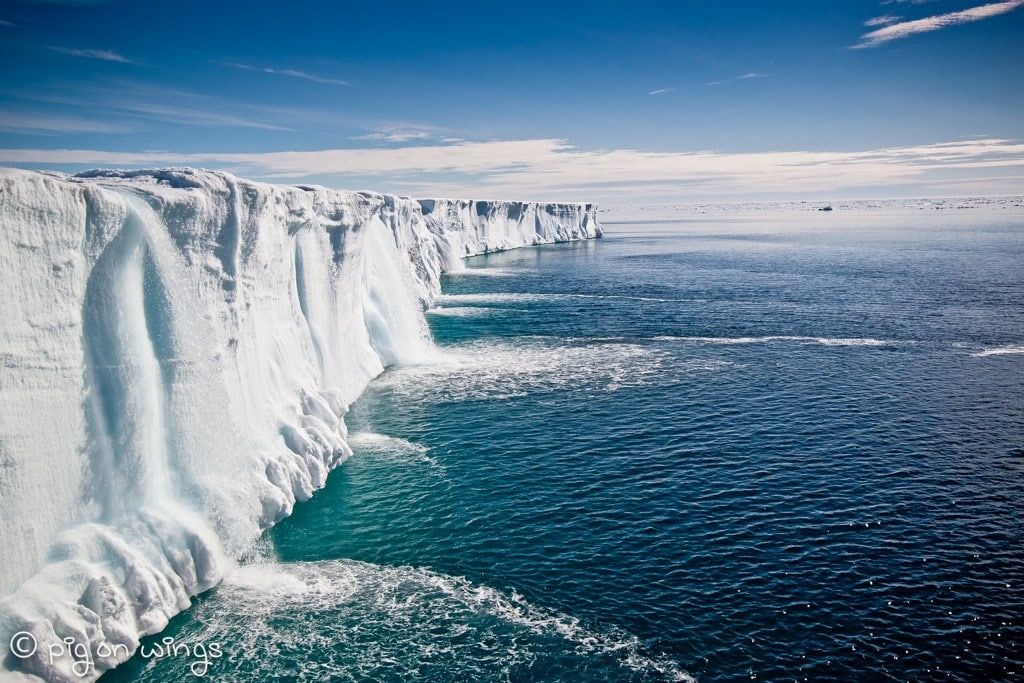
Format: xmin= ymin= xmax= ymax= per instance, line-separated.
xmin=0 ymin=168 xmax=600 ymax=682
xmin=598 ymin=195 xmax=1024 ymax=223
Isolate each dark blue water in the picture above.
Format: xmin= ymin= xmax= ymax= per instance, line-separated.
xmin=109 ymin=210 xmax=1024 ymax=682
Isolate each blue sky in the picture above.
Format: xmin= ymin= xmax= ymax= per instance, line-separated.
xmin=0 ymin=0 xmax=1022 ymax=202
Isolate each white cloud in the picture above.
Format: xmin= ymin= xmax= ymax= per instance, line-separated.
xmin=6 ymin=81 xmax=297 ymax=130
xmin=648 ymin=88 xmax=678 ymax=96
xmin=219 ymin=61 xmax=349 ymax=86
xmin=47 ymin=45 xmax=131 ymax=63
xmin=854 ymin=0 xmax=1024 ymax=48
xmin=114 ymin=100 xmax=292 ymax=130
xmin=864 ymin=14 xmax=901 ymax=27
xmin=0 ymin=112 xmax=129 ymax=134
xmin=706 ymin=72 xmax=769 ymax=86
xmin=2 ymin=137 xmax=1022 ymax=201
xmin=353 ymin=129 xmax=434 ymax=143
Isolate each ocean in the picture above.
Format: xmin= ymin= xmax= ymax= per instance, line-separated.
xmin=105 ymin=204 xmax=1024 ymax=682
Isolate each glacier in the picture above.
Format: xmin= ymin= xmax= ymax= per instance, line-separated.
xmin=0 ymin=167 xmax=600 ymax=682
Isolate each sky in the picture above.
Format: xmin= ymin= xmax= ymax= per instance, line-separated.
xmin=0 ymin=0 xmax=1022 ymax=203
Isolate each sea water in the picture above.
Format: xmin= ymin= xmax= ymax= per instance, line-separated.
xmin=106 ymin=206 xmax=1024 ymax=682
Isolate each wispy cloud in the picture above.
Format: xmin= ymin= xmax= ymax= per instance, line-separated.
xmin=353 ymin=128 xmax=434 ymax=143
xmin=864 ymin=14 xmax=901 ymax=27
xmin=706 ymin=72 xmax=769 ymax=86
xmin=0 ymin=111 xmax=129 ymax=134
xmin=4 ymin=81 xmax=296 ymax=130
xmin=118 ymin=100 xmax=292 ymax=130
xmin=219 ymin=60 xmax=349 ymax=86
xmin=47 ymin=45 xmax=131 ymax=63
xmin=648 ymin=88 xmax=678 ymax=96
xmin=854 ymin=0 xmax=1024 ymax=48
xmin=2 ymin=137 xmax=1021 ymax=201
xmin=0 ymin=19 xmax=17 ymax=27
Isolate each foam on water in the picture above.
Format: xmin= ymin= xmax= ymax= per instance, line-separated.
xmin=348 ymin=431 xmax=429 ymax=455
xmin=369 ymin=337 xmax=724 ymax=402
xmin=109 ymin=560 xmax=693 ymax=682
xmin=426 ymin=306 xmax=501 ymax=317
xmin=445 ymin=267 xmax=522 ymax=277
xmin=347 ymin=432 xmax=440 ymax=468
xmin=654 ymin=335 xmax=895 ymax=348
xmin=437 ymin=292 xmax=561 ymax=305
xmin=971 ymin=345 xmax=1024 ymax=357
xmin=438 ymin=292 xmax=680 ymax=306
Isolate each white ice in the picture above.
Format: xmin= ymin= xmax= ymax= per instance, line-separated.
xmin=0 ymin=168 xmax=600 ymax=681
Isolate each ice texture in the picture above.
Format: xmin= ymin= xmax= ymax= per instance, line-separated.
xmin=0 ymin=168 xmax=600 ymax=681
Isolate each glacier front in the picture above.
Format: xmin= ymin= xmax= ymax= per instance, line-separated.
xmin=0 ymin=168 xmax=601 ymax=682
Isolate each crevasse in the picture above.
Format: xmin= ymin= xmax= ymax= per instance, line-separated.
xmin=0 ymin=168 xmax=601 ymax=682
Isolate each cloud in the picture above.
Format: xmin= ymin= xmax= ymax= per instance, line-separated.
xmin=353 ymin=129 xmax=434 ymax=143
xmin=0 ymin=19 xmax=17 ymax=27
xmin=219 ymin=61 xmax=349 ymax=86
xmin=2 ymin=137 xmax=1022 ymax=201
xmin=864 ymin=14 xmax=901 ymax=27
xmin=854 ymin=0 xmax=1024 ymax=48
xmin=706 ymin=72 xmax=769 ymax=86
xmin=4 ymin=81 xmax=296 ymax=130
xmin=47 ymin=45 xmax=131 ymax=63
xmin=114 ymin=100 xmax=292 ymax=130
xmin=0 ymin=112 xmax=129 ymax=134
xmin=650 ymin=73 xmax=768 ymax=93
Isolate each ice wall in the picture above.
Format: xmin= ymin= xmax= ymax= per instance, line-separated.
xmin=0 ymin=168 xmax=600 ymax=681
xmin=418 ymin=197 xmax=598 ymax=268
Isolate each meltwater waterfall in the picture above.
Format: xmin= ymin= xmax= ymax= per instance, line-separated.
xmin=0 ymin=168 xmax=600 ymax=681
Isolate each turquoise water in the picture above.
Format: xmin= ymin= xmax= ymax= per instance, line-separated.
xmin=108 ymin=210 xmax=1024 ymax=682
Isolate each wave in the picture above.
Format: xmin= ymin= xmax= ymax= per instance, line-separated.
xmin=572 ymin=293 xmax=678 ymax=303
xmin=347 ymin=432 xmax=441 ymax=468
xmin=971 ymin=345 xmax=1024 ymax=357
xmin=371 ymin=337 xmax=729 ymax=402
xmin=437 ymin=292 xmax=559 ymax=305
xmin=654 ymin=335 xmax=894 ymax=348
xmin=438 ymin=292 xmax=680 ymax=305
xmin=114 ymin=560 xmax=693 ymax=682
xmin=426 ymin=305 xmax=500 ymax=317
xmin=446 ymin=267 xmax=522 ymax=277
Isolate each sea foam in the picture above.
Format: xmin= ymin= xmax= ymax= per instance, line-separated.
xmin=971 ymin=345 xmax=1024 ymax=357
xmin=111 ymin=560 xmax=694 ymax=682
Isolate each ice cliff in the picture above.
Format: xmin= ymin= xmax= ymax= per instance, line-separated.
xmin=0 ymin=168 xmax=600 ymax=681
